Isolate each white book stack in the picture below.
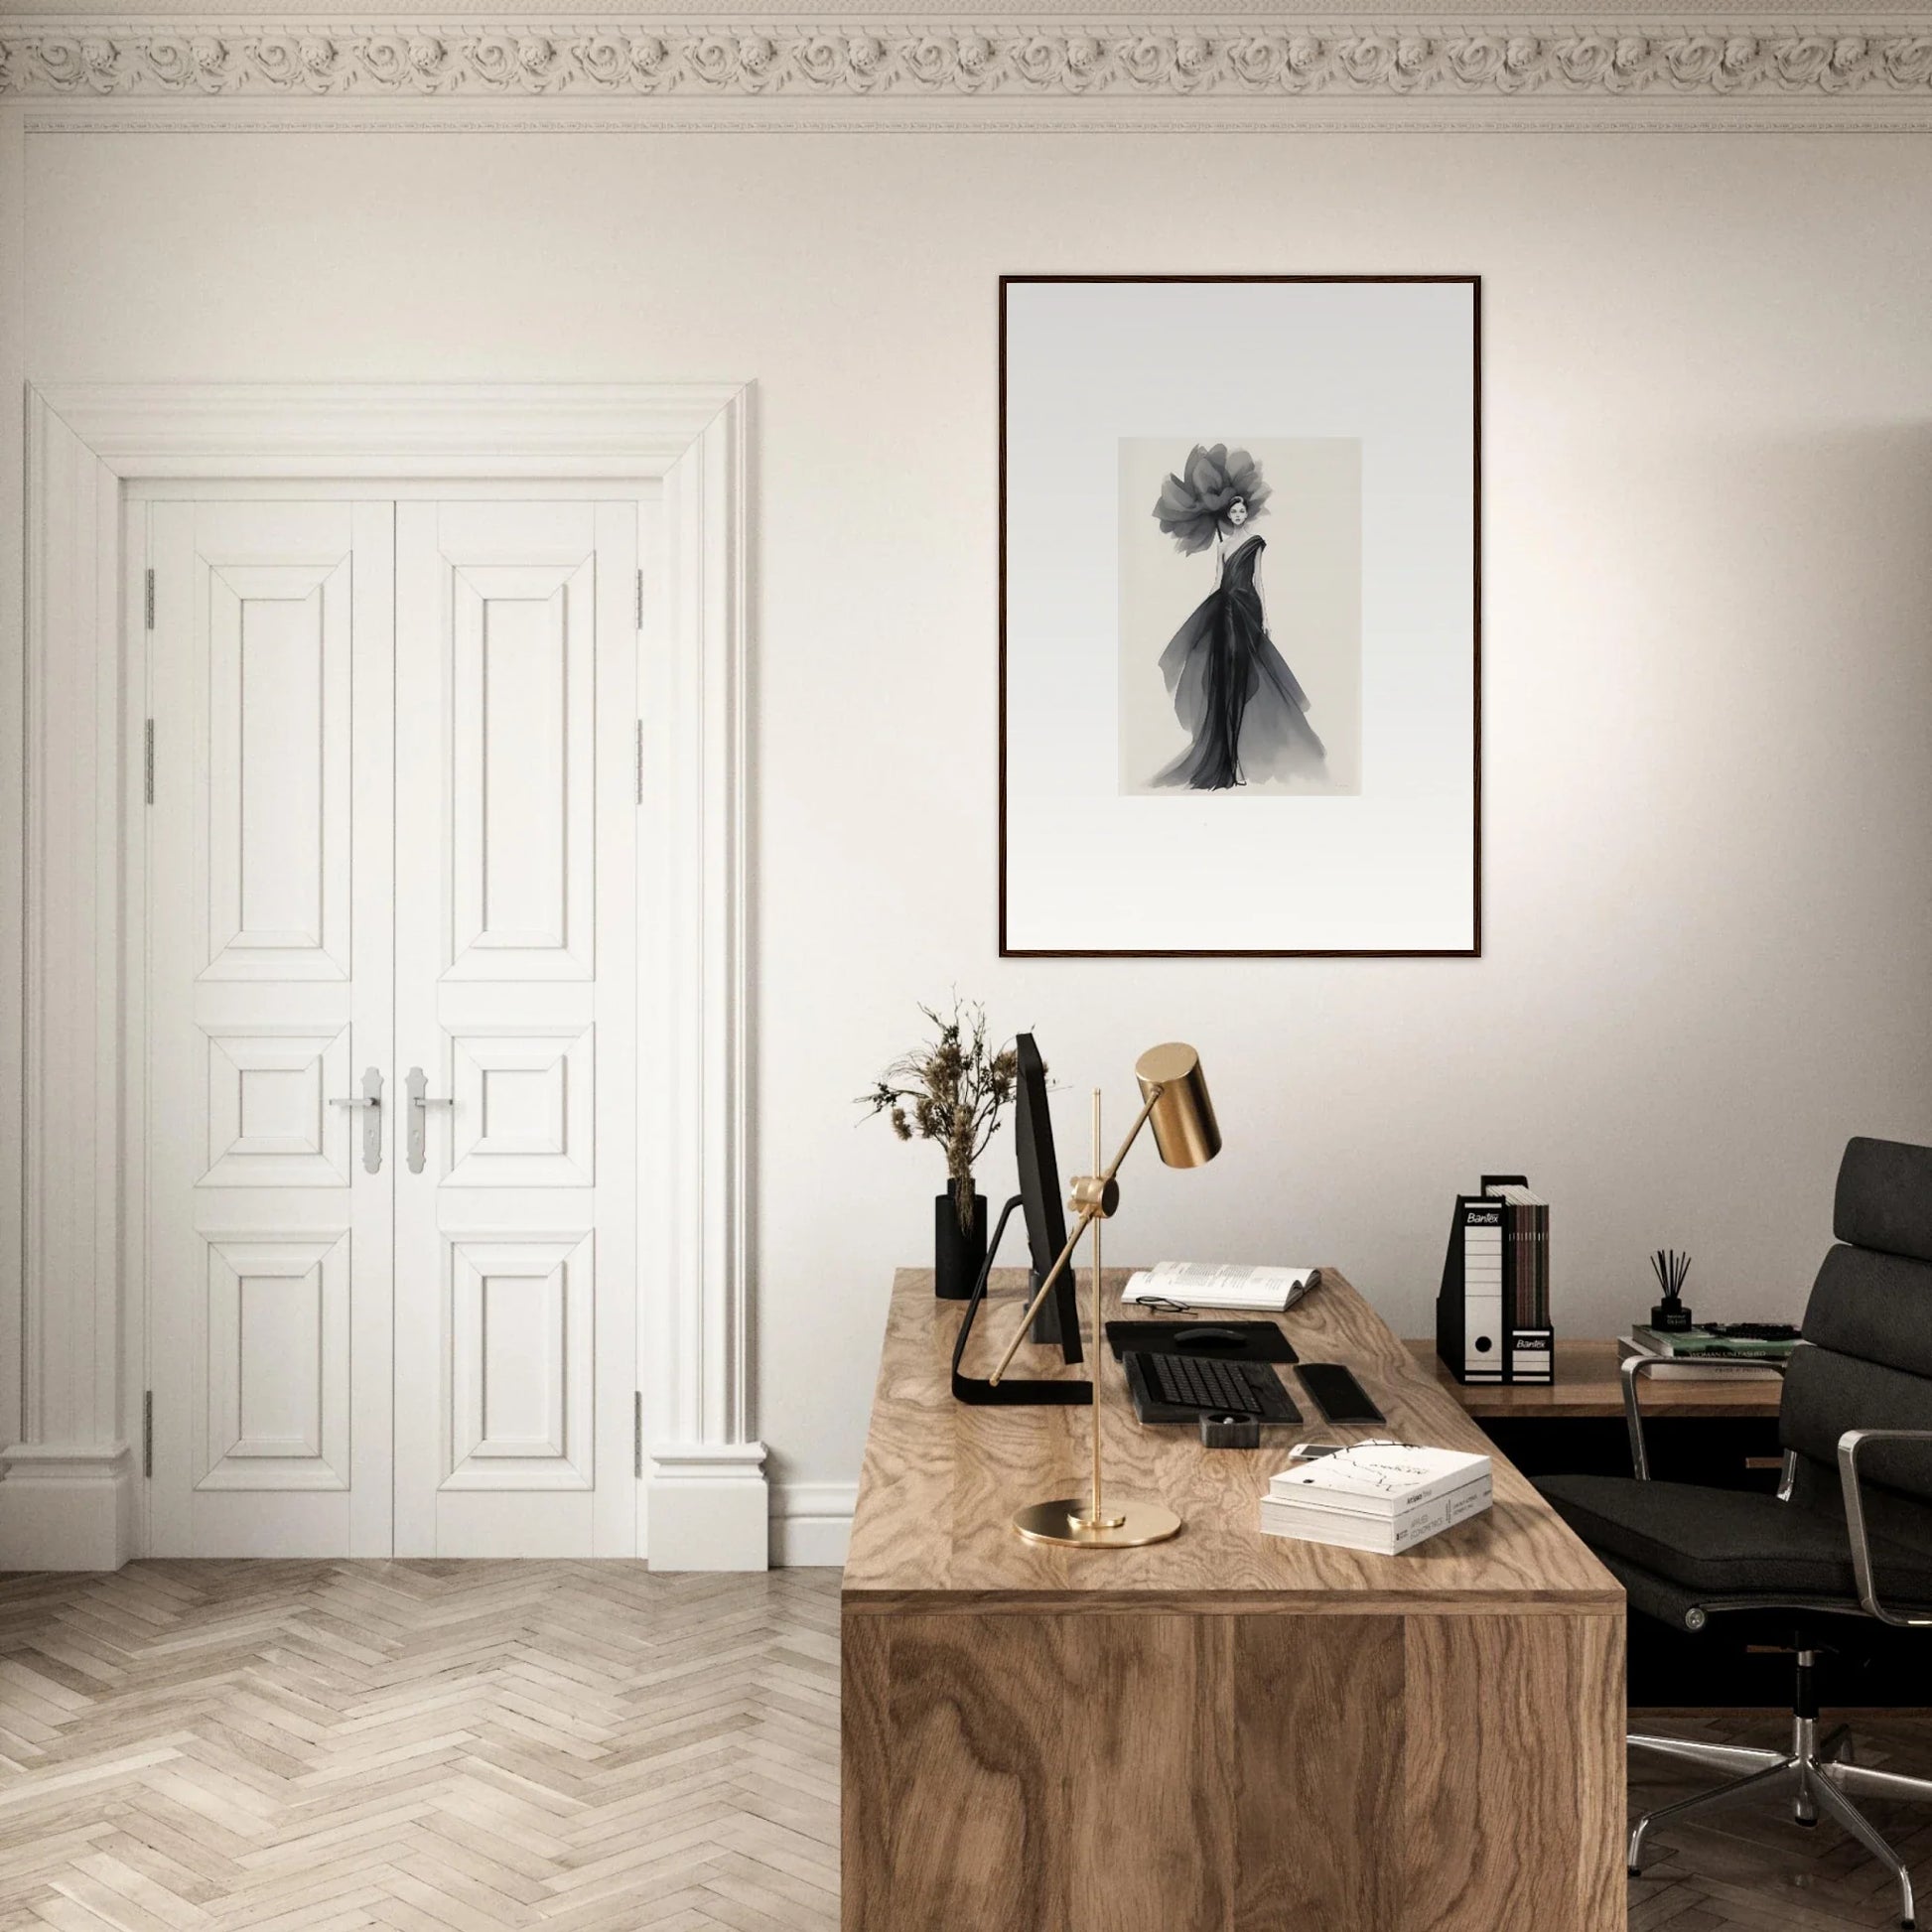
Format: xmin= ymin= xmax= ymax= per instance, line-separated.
xmin=1260 ymin=1444 xmax=1493 ymax=1556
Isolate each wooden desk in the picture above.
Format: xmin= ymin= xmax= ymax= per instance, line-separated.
xmin=843 ymin=1269 xmax=1626 ymax=1932
xmin=1407 ymin=1337 xmax=1783 ymax=1421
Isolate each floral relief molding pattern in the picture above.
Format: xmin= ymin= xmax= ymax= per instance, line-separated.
xmin=4 ymin=20 xmax=1932 ymax=100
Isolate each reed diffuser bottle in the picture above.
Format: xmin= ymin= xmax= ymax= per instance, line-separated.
xmin=1650 ymin=1249 xmax=1694 ymax=1332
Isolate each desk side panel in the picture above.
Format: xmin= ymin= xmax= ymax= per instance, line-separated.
xmin=1403 ymin=1611 xmax=1626 ymax=1932
xmin=848 ymin=1609 xmax=1069 ymax=1931
xmin=840 ymin=1610 xmax=891 ymax=1931
xmin=1232 ymin=1614 xmax=1406 ymax=1930
xmin=843 ymin=1605 xmax=1621 ymax=1932
xmin=1066 ymin=1613 xmax=1236 ymax=1929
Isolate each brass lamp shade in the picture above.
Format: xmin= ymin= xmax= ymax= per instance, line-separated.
xmin=1134 ymin=1043 xmax=1221 ymax=1170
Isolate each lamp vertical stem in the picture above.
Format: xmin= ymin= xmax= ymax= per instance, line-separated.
xmin=1091 ymin=1087 xmax=1103 ymax=1530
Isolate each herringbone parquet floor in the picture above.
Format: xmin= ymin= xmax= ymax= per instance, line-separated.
xmin=0 ymin=1563 xmax=840 ymax=1932
xmin=0 ymin=1562 xmax=1928 ymax=1930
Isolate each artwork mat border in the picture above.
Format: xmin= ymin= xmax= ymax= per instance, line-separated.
xmin=997 ymin=271 xmax=1482 ymax=960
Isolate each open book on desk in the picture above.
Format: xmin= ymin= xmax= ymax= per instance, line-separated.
xmin=1122 ymin=1262 xmax=1318 ymax=1313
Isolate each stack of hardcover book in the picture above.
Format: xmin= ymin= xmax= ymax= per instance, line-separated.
xmin=1617 ymin=1323 xmax=1797 ymax=1381
xmin=1259 ymin=1444 xmax=1493 ymax=1556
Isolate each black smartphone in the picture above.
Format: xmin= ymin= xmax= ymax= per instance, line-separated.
xmin=1297 ymin=1363 xmax=1385 ymax=1425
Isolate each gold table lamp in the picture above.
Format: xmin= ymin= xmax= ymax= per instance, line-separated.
xmin=988 ymin=1042 xmax=1221 ymax=1549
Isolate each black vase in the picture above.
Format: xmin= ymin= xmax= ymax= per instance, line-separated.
xmin=934 ymin=1184 xmax=989 ymax=1301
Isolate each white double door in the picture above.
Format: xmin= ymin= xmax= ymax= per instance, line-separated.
xmin=145 ymin=494 xmax=639 ymax=1558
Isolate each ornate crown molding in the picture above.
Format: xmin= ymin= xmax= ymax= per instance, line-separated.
xmin=4 ymin=17 xmax=1932 ymax=109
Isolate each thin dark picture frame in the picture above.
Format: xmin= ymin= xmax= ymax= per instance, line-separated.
xmin=997 ymin=272 xmax=1482 ymax=960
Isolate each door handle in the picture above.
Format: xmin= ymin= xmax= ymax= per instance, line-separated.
xmin=330 ymin=1066 xmax=384 ymax=1174
xmin=405 ymin=1066 xmax=454 ymax=1175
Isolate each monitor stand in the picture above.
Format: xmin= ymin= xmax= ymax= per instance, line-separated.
xmin=950 ymin=1196 xmax=1092 ymax=1407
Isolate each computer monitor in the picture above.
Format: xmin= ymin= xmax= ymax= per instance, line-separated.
xmin=1014 ymin=1034 xmax=1083 ymax=1363
xmin=948 ymin=1032 xmax=1089 ymax=1405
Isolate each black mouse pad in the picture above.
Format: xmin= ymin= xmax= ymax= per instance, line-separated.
xmin=1105 ymin=1319 xmax=1298 ymax=1365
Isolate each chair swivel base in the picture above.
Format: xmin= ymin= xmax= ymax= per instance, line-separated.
xmin=1629 ymin=1714 xmax=1929 ymax=1930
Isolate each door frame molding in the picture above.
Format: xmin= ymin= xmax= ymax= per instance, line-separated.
xmin=5 ymin=382 xmax=763 ymax=1572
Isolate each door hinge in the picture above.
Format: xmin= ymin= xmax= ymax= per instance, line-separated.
xmin=633 ymin=1392 xmax=643 ymax=1479
xmin=143 ymin=720 xmax=155 ymax=805
xmin=142 ymin=1390 xmax=153 ymax=1478
xmin=144 ymin=568 xmax=155 ymax=631
xmin=635 ymin=568 xmax=644 ymax=631
xmin=634 ymin=720 xmax=644 ymax=806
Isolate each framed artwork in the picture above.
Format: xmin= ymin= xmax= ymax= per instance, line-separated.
xmin=999 ymin=275 xmax=1480 ymax=957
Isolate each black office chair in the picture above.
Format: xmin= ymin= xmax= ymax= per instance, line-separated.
xmin=1538 ymin=1136 xmax=1932 ymax=1930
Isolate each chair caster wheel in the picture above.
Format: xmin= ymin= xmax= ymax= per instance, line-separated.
xmin=1796 ymin=1816 xmax=1818 ymax=1828
xmin=1627 ymin=1868 xmax=1640 ymax=1878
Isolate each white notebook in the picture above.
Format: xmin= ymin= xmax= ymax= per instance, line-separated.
xmin=1121 ymin=1261 xmax=1317 ymax=1312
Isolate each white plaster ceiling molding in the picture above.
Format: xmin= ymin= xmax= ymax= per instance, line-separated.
xmin=4 ymin=14 xmax=1932 ymax=122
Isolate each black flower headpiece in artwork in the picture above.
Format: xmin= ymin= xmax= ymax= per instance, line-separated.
xmin=1153 ymin=445 xmax=1272 ymax=555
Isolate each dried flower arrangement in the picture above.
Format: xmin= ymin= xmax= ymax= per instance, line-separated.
xmin=860 ymin=998 xmax=1021 ymax=1233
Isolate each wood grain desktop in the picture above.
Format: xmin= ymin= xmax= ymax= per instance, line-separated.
xmin=842 ymin=1268 xmax=1627 ymax=1932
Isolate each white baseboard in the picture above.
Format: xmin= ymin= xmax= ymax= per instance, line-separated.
xmin=645 ymin=1442 xmax=769 ymax=1571
xmin=0 ymin=1443 xmax=135 ymax=1571
xmin=0 ymin=1441 xmax=851 ymax=1572
xmin=770 ymin=1480 xmax=855 ymax=1568
xmin=0 ymin=1441 xmax=855 ymax=1573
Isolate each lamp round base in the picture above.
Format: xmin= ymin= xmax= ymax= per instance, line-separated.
xmin=1011 ymin=1497 xmax=1182 ymax=1549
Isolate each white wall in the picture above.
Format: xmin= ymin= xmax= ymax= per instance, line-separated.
xmin=20 ymin=127 xmax=1932 ymax=1529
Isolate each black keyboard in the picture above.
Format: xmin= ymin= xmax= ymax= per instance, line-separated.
xmin=1125 ymin=1350 xmax=1301 ymax=1424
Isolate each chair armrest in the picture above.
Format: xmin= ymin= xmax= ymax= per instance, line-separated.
xmin=1837 ymin=1429 xmax=1932 ymax=1627
xmin=1621 ymin=1351 xmax=1789 ymax=1481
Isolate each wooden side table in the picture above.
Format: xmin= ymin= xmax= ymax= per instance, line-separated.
xmin=1403 ymin=1334 xmax=1784 ymax=1507
xmin=1406 ymin=1336 xmax=1783 ymax=1419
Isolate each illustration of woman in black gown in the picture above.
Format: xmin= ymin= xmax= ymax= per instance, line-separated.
xmin=1149 ymin=444 xmax=1327 ymax=791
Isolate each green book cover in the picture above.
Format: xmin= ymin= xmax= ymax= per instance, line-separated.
xmin=1633 ymin=1325 xmax=1795 ymax=1359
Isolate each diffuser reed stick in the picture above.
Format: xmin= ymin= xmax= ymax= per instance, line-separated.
xmin=1649 ymin=1248 xmax=1693 ymax=1331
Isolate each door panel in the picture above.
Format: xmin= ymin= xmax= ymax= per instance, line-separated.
xmin=201 ymin=1027 xmax=353 ymax=1187
xmin=446 ymin=1232 xmax=593 ymax=1485
xmin=449 ymin=560 xmax=595 ymax=978
xmin=393 ymin=501 xmax=637 ymax=1557
xmin=204 ymin=563 xmax=352 ymax=979
xmin=200 ymin=1232 xmax=350 ymax=1490
xmin=147 ymin=500 xmax=394 ymax=1557
xmin=446 ymin=1026 xmax=595 ymax=1187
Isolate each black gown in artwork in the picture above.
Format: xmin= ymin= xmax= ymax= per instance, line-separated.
xmin=1151 ymin=534 xmax=1327 ymax=791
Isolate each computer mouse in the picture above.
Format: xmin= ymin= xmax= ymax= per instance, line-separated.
xmin=1174 ymin=1326 xmax=1246 ymax=1350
